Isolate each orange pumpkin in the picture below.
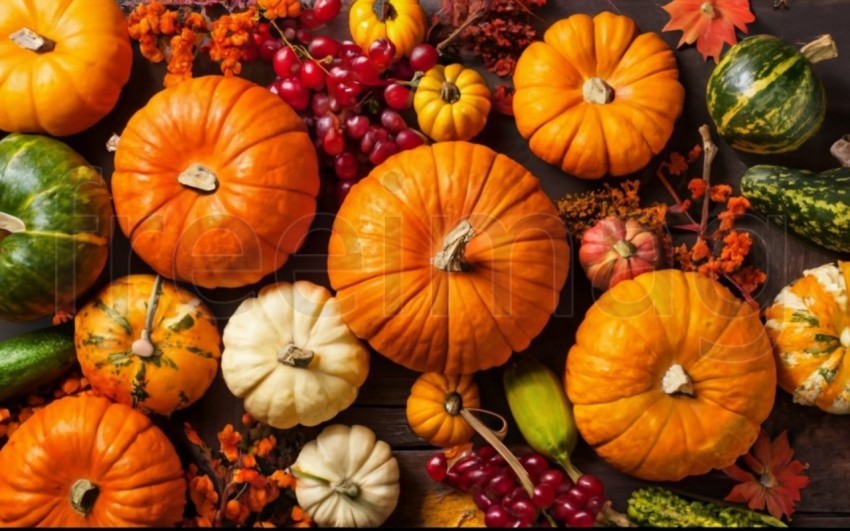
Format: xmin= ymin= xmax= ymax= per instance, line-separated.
xmin=406 ymin=373 xmax=480 ymax=447
xmin=513 ymin=12 xmax=684 ymax=179
xmin=328 ymin=141 xmax=569 ymax=374
xmin=566 ymin=270 xmax=776 ymax=481
xmin=0 ymin=395 xmax=185 ymax=526
xmin=0 ymin=0 xmax=132 ymax=136
xmin=112 ymin=75 xmax=320 ymax=289
xmin=76 ymin=275 xmax=221 ymax=415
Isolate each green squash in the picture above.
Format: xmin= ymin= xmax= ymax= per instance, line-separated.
xmin=0 ymin=134 xmax=113 ymax=321
xmin=706 ymin=34 xmax=837 ymax=154
xmin=741 ymin=165 xmax=850 ymax=253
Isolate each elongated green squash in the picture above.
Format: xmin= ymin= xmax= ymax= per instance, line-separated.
xmin=628 ymin=487 xmax=786 ymax=527
xmin=740 ymin=165 xmax=850 ymax=253
xmin=0 ymin=324 xmax=76 ymax=402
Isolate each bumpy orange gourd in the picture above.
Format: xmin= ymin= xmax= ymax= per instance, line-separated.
xmin=566 ymin=270 xmax=776 ymax=481
xmin=764 ymin=261 xmax=850 ymax=414
xmin=328 ymin=142 xmax=569 ymax=374
xmin=513 ymin=12 xmax=684 ymax=179
xmin=76 ymin=275 xmax=221 ymax=415
xmin=112 ymin=75 xmax=319 ymax=289
xmin=0 ymin=0 xmax=132 ymax=136
xmin=0 ymin=395 xmax=185 ymax=526
xmin=349 ymin=0 xmax=427 ymax=59
xmin=406 ymin=373 xmax=481 ymax=447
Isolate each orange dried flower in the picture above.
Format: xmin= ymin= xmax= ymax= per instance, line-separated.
xmin=718 ymin=195 xmax=751 ymax=230
xmin=0 ymin=409 xmax=10 ymax=422
xmin=241 ymin=413 xmax=254 ymax=427
xmin=233 ymin=467 xmax=264 ymax=486
xmin=709 ymin=184 xmax=733 ymax=202
xmin=258 ymin=0 xmax=302 ymax=19
xmin=668 ymin=152 xmax=688 ymax=176
xmin=218 ymin=424 xmax=242 ymax=463
xmin=729 ymin=266 xmax=767 ymax=294
xmin=246 ymin=482 xmax=280 ymax=512
xmin=189 ymin=474 xmax=219 ymax=522
xmin=159 ymin=10 xmax=179 ymax=35
xmin=185 ymin=422 xmax=205 ymax=448
xmin=255 ymin=435 xmax=276 ymax=458
xmin=224 ymin=499 xmax=250 ymax=525
xmin=164 ymin=28 xmax=198 ymax=87
xmin=291 ymin=506 xmax=311 ymax=523
xmin=185 ymin=12 xmax=208 ymax=32
xmin=687 ymin=144 xmax=703 ymax=163
xmin=690 ymin=239 xmax=711 ymax=261
xmin=241 ymin=454 xmax=258 ymax=469
xmin=718 ymin=230 xmax=752 ymax=271
xmin=209 ymin=7 xmax=257 ymax=77
xmin=270 ymin=470 xmax=296 ymax=489
xmin=688 ymin=178 xmax=706 ymax=200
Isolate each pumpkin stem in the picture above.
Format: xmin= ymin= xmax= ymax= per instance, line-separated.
xmin=372 ymin=0 xmax=397 ymax=21
xmin=831 ymin=136 xmax=850 ymax=168
xmin=0 ymin=212 xmax=26 ymax=240
xmin=433 ymin=220 xmax=475 ymax=272
xmin=70 ymin=479 xmax=99 ymax=516
xmin=582 ymin=77 xmax=614 ymax=104
xmin=800 ymin=34 xmax=838 ymax=64
xmin=132 ymin=275 xmax=164 ymax=358
xmin=178 ymin=164 xmax=219 ymax=193
xmin=613 ymin=240 xmax=636 ymax=258
xmin=333 ymin=479 xmax=361 ymax=499
xmin=661 ymin=364 xmax=694 ymax=396
xmin=106 ymin=134 xmax=121 ymax=153
xmin=10 ymin=27 xmax=55 ymax=53
xmin=444 ymin=392 xmax=463 ymax=415
xmin=440 ymin=81 xmax=462 ymax=104
xmin=278 ymin=343 xmax=315 ymax=368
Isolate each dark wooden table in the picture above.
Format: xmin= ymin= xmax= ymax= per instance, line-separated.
xmin=2 ymin=0 xmax=849 ymax=526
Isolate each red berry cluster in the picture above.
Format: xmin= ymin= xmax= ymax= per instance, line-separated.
xmin=244 ymin=7 xmax=440 ymax=207
xmin=426 ymin=447 xmax=608 ymax=528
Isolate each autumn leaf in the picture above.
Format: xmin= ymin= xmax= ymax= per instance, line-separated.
xmin=662 ymin=0 xmax=755 ymax=62
xmin=723 ymin=430 xmax=810 ymax=520
xmin=492 ymin=83 xmax=514 ymax=116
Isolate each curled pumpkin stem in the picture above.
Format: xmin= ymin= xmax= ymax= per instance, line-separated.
xmin=831 ymin=135 xmax=850 ymax=168
xmin=697 ymin=124 xmax=718 ymax=241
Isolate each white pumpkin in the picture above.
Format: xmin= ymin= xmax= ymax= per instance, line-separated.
xmin=292 ymin=424 xmax=400 ymax=528
xmin=221 ymin=281 xmax=370 ymax=428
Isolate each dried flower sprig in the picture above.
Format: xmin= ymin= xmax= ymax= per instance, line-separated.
xmin=184 ymin=415 xmax=311 ymax=527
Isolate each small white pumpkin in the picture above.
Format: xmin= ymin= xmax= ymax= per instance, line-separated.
xmin=292 ymin=424 xmax=400 ymax=528
xmin=221 ymin=281 xmax=370 ymax=428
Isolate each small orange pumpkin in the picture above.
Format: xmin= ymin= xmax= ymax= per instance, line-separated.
xmin=0 ymin=395 xmax=185 ymax=526
xmin=112 ymin=75 xmax=319 ymax=289
xmin=406 ymin=373 xmax=481 ymax=447
xmin=566 ymin=270 xmax=776 ymax=481
xmin=75 ymin=275 xmax=221 ymax=415
xmin=513 ymin=12 xmax=684 ymax=179
xmin=0 ymin=0 xmax=132 ymax=135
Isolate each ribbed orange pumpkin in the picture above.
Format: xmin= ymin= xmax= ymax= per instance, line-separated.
xmin=112 ymin=75 xmax=319 ymax=289
xmin=513 ymin=12 xmax=684 ymax=179
xmin=566 ymin=270 xmax=776 ymax=481
xmin=0 ymin=0 xmax=132 ymax=136
xmin=0 ymin=395 xmax=185 ymax=526
xmin=406 ymin=373 xmax=480 ymax=447
xmin=328 ymin=142 xmax=569 ymax=374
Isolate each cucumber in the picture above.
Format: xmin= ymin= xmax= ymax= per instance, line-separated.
xmin=0 ymin=323 xmax=76 ymax=402
xmin=740 ymin=165 xmax=850 ymax=253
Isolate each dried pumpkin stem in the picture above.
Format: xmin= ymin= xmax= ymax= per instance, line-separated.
xmin=444 ymin=392 xmax=463 ymax=415
xmin=178 ymin=163 xmax=218 ymax=193
xmin=800 ymin=34 xmax=838 ymax=64
xmin=70 ymin=479 xmax=99 ymax=516
xmin=697 ymin=124 xmax=718 ymax=241
xmin=0 ymin=212 xmax=26 ymax=238
xmin=613 ymin=240 xmax=636 ymax=258
xmin=372 ymin=0 xmax=397 ymax=22
xmin=433 ymin=220 xmax=475 ymax=272
xmin=662 ymin=364 xmax=694 ymax=396
xmin=132 ymin=275 xmax=164 ymax=358
xmin=278 ymin=343 xmax=315 ymax=368
xmin=10 ymin=27 xmax=55 ymax=53
xmin=333 ymin=479 xmax=361 ymax=499
xmin=440 ymin=82 xmax=461 ymax=104
xmin=582 ymin=77 xmax=614 ymax=104
xmin=831 ymin=135 xmax=850 ymax=168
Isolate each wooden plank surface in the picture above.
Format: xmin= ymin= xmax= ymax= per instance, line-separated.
xmin=1 ymin=0 xmax=850 ymax=526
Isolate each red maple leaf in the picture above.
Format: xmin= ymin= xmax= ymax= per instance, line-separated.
xmin=661 ymin=0 xmax=755 ymax=62
xmin=722 ymin=430 xmax=810 ymax=520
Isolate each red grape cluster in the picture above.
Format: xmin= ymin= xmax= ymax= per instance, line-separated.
xmin=243 ymin=7 xmax=441 ymax=206
xmin=426 ymin=447 xmax=608 ymax=528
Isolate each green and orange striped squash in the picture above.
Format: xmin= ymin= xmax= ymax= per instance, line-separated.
xmin=0 ymin=134 xmax=113 ymax=322
xmin=707 ymin=34 xmax=837 ymax=154
xmin=75 ymin=275 xmax=221 ymax=415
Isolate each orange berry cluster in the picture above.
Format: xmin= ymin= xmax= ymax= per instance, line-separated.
xmin=209 ymin=7 xmax=259 ymax=78
xmin=258 ymin=0 xmax=303 ymax=19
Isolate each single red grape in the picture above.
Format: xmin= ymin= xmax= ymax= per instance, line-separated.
xmin=391 ymin=57 xmax=414 ymax=81
xmin=327 ymin=65 xmax=354 ymax=87
xmin=519 ymin=453 xmax=550 ymax=477
xmin=299 ymin=9 xmax=322 ymax=30
xmin=384 ymin=83 xmax=412 ymax=110
xmin=477 ymin=446 xmax=497 ymax=460
xmin=369 ymin=139 xmax=398 ymax=165
xmin=338 ymin=42 xmax=363 ymax=64
xmin=487 ymin=473 xmax=516 ymax=498
xmin=395 ymin=129 xmax=425 ymax=151
xmin=313 ymin=0 xmax=342 ymax=23
xmin=273 ymin=47 xmax=300 ymax=78
xmin=532 ymin=483 xmax=555 ymax=509
xmin=538 ymin=469 xmax=567 ymax=489
xmin=586 ymin=495 xmax=605 ymax=516
xmin=509 ymin=499 xmax=537 ymax=526
xmin=485 ymin=505 xmax=511 ymax=528
xmin=380 ymin=109 xmax=406 ymax=134
xmin=488 ymin=455 xmax=507 ymax=467
xmin=251 ymin=32 xmax=266 ymax=48
xmin=315 ymin=114 xmax=339 ymax=138
xmin=425 ymin=453 xmax=448 ymax=482
xmin=448 ymin=455 xmax=480 ymax=476
xmin=311 ymin=92 xmax=331 ymax=116
xmin=334 ymin=152 xmax=359 ymax=180
xmin=565 ymin=486 xmax=589 ymax=508
xmin=333 ymin=82 xmax=361 ymax=107
xmin=360 ymin=126 xmax=388 ymax=154
xmin=296 ymin=28 xmax=313 ymax=42
xmin=409 ymin=43 xmax=439 ymax=72
xmin=242 ymin=44 xmax=259 ymax=62
xmin=351 ymin=55 xmax=382 ymax=85
xmin=259 ymin=39 xmax=283 ymax=62
xmin=256 ymin=22 xmax=270 ymax=36
xmin=322 ymin=128 xmax=346 ymax=156
xmin=553 ymin=495 xmax=579 ymax=523
xmin=344 ymin=115 xmax=370 ymax=139
xmin=278 ymin=77 xmax=309 ymax=111
xmin=576 ymin=474 xmax=605 ymax=498
xmin=569 ymin=511 xmax=596 ymax=528
xmin=299 ymin=60 xmax=326 ymax=90
xmin=368 ymin=38 xmax=396 ymax=67
xmin=308 ymin=36 xmax=340 ymax=60
xmin=472 ymin=487 xmax=494 ymax=511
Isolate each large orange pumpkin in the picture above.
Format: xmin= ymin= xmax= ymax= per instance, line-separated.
xmin=0 ymin=395 xmax=186 ymax=526
xmin=112 ymin=75 xmax=320 ymax=289
xmin=566 ymin=270 xmax=776 ymax=481
xmin=0 ymin=0 xmax=132 ymax=136
xmin=513 ymin=12 xmax=684 ymax=179
xmin=328 ymin=142 xmax=569 ymax=374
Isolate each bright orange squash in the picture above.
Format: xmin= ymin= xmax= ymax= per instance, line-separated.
xmin=566 ymin=270 xmax=776 ymax=481
xmin=328 ymin=142 xmax=569 ymax=374
xmin=112 ymin=75 xmax=319 ymax=289
xmin=0 ymin=395 xmax=185 ymax=526
xmin=513 ymin=12 xmax=684 ymax=179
